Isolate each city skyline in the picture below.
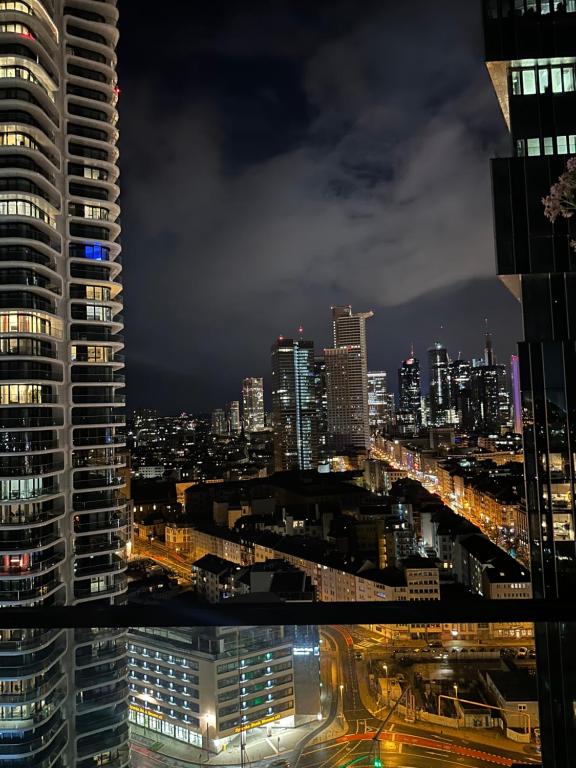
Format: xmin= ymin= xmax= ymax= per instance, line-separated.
xmin=117 ymin=0 xmax=523 ymax=411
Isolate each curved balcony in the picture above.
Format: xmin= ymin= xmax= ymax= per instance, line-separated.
xmin=72 ymin=413 xmax=125 ymax=426
xmin=0 ymin=122 xmax=60 ymax=169
xmin=72 ymin=474 xmax=124 ymax=492
xmin=0 ymin=412 xmax=64 ymax=429
xmin=74 ymin=537 xmax=124 ymax=560
xmin=76 ymin=724 xmax=128 ymax=762
xmin=75 ymin=638 xmax=126 ymax=669
xmin=76 ymin=682 xmax=128 ymax=715
xmin=0 ymin=505 xmax=65 ymax=528
xmin=0 ymin=578 xmax=64 ymax=607
xmin=73 ymin=554 xmax=125 ymax=580
xmin=73 ymin=516 xmax=126 ymax=538
xmin=73 ymin=573 xmax=127 ymax=604
xmin=0 ymin=627 xmax=63 ymax=654
xmin=72 ymin=432 xmax=125 ymax=448
xmin=0 ymin=456 xmax=64 ymax=478
xmin=74 ymin=627 xmax=125 ymax=646
xmin=0 ymin=551 xmax=65 ymax=580
xmin=0 ymin=481 xmax=62 ymax=505
xmin=0 ymin=716 xmax=66 ymax=758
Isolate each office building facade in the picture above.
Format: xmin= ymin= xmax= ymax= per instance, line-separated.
xmin=226 ymin=400 xmax=241 ymax=436
xmin=128 ymin=626 xmax=296 ymax=753
xmin=271 ymin=337 xmax=317 ymax=471
xmin=0 ymin=1 xmax=128 ymax=765
xmin=428 ymin=342 xmax=452 ymax=426
xmin=484 ymin=2 xmax=576 ymax=764
xmin=367 ymin=371 xmax=390 ymax=432
xmin=326 ymin=305 xmax=372 ymax=451
xmin=397 ymin=352 xmax=422 ymax=436
xmin=242 ymin=377 xmax=265 ymax=433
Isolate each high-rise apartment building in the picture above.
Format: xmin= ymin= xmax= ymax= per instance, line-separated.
xmin=271 ymin=337 xmax=317 ymax=471
xmin=428 ymin=342 xmax=452 ymax=426
xmin=0 ymin=1 xmax=128 ymax=766
xmin=397 ymin=352 xmax=422 ymax=436
xmin=325 ymin=305 xmax=373 ymax=451
xmin=484 ymin=3 xmax=576 ymax=763
xmin=242 ymin=377 xmax=265 ymax=433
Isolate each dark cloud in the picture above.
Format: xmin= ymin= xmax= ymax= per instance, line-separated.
xmin=118 ymin=0 xmax=519 ymax=412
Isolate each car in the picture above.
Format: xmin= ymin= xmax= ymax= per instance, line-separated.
xmin=516 ymin=647 xmax=528 ymax=658
xmin=428 ymin=641 xmax=443 ymax=649
xmin=354 ymin=651 xmax=363 ymax=660
xmin=528 ymin=649 xmax=536 ymax=658
xmin=270 ymin=761 xmax=290 ymax=768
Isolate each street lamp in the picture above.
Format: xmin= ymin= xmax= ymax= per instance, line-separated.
xmin=339 ymin=683 xmax=344 ymax=719
xmin=382 ymin=664 xmax=388 ymax=707
xmin=453 ymin=684 xmax=459 ymax=729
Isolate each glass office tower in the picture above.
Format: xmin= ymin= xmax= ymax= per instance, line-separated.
xmin=271 ymin=337 xmax=318 ymax=471
xmin=0 ymin=1 xmax=128 ymax=766
xmin=484 ymin=2 xmax=576 ymax=765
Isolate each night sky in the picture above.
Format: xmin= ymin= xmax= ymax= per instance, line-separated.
xmin=117 ymin=0 xmax=521 ymax=413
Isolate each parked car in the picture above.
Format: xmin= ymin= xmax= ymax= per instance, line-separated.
xmin=516 ymin=647 xmax=528 ymax=658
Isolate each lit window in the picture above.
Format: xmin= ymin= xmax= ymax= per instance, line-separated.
xmin=551 ymin=67 xmax=563 ymax=93
xmin=522 ymin=69 xmax=537 ymax=95
xmin=563 ymin=67 xmax=575 ymax=92
xmin=538 ymin=68 xmax=549 ymax=93
xmin=557 ymin=136 xmax=568 ymax=154
xmin=527 ymin=138 xmax=540 ymax=156
xmin=544 ymin=137 xmax=554 ymax=155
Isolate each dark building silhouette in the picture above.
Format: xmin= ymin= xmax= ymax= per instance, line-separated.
xmin=484 ymin=2 xmax=576 ymax=765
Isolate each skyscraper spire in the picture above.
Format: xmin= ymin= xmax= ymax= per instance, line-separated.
xmin=484 ymin=331 xmax=494 ymax=366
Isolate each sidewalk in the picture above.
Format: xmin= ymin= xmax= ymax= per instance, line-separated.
xmin=131 ymin=719 xmax=322 ymax=767
xmin=354 ymin=659 xmax=538 ymax=759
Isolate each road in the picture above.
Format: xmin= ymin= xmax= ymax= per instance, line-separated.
xmin=132 ymin=538 xmax=193 ymax=583
xmin=131 ymin=625 xmax=538 ymax=768
xmin=297 ymin=626 xmax=539 ymax=768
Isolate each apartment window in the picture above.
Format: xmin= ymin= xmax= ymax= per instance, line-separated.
xmin=0 ymin=2 xmax=32 ymax=14
xmin=0 ymin=198 xmax=53 ymax=225
xmin=544 ymin=136 xmax=554 ymax=155
xmin=0 ymin=22 xmax=33 ymax=35
xmin=527 ymin=138 xmax=540 ymax=156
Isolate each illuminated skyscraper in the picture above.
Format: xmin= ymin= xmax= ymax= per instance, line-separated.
xmin=367 ymin=371 xmax=388 ymax=432
xmin=242 ymin=377 xmax=265 ymax=432
xmin=326 ymin=305 xmax=373 ymax=451
xmin=397 ymin=352 xmax=422 ymax=435
xmin=226 ymin=400 xmax=241 ymax=435
xmin=0 ymin=1 xmax=128 ymax=766
xmin=271 ymin=337 xmax=317 ymax=471
xmin=484 ymin=3 xmax=576 ymax=763
xmin=469 ymin=335 xmax=511 ymax=436
xmin=428 ymin=342 xmax=451 ymax=426
xmin=313 ymin=356 xmax=328 ymax=463
xmin=211 ymin=408 xmax=227 ymax=436
xmin=449 ymin=357 xmax=472 ymax=431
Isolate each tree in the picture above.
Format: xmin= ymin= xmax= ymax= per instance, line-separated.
xmin=542 ymin=158 xmax=576 ymax=250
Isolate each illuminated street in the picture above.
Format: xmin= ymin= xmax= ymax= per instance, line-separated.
xmin=132 ymin=538 xmax=193 ymax=584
